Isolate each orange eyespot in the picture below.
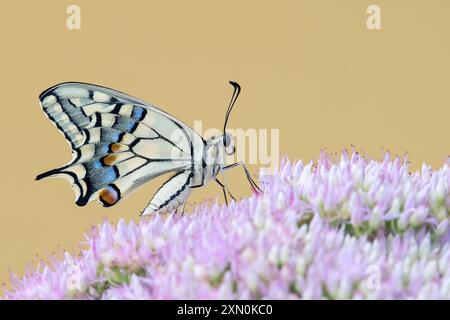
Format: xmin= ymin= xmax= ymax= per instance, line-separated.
xmin=110 ymin=143 xmax=126 ymax=152
xmin=102 ymin=154 xmax=117 ymax=166
xmin=99 ymin=187 xmax=119 ymax=206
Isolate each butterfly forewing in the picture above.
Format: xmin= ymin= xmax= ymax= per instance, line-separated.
xmin=37 ymin=82 xmax=204 ymax=208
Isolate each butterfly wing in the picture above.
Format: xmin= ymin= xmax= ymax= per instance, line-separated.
xmin=36 ymin=82 xmax=205 ymax=207
xmin=141 ymin=170 xmax=193 ymax=216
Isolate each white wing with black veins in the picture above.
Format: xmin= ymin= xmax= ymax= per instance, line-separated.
xmin=36 ymin=82 xmax=204 ymax=209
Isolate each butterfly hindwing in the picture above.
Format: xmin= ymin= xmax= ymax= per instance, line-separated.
xmin=37 ymin=82 xmax=204 ymax=207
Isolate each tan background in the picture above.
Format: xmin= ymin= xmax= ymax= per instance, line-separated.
xmin=1 ymin=0 xmax=449 ymax=291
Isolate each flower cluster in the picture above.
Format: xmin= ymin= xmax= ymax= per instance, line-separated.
xmin=3 ymin=151 xmax=449 ymax=299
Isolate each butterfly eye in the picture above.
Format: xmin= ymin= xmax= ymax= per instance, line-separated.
xmin=223 ymin=134 xmax=231 ymax=147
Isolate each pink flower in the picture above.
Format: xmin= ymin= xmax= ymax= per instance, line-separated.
xmin=3 ymin=151 xmax=449 ymax=299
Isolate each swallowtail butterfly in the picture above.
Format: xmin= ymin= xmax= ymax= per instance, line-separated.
xmin=36 ymin=81 xmax=262 ymax=215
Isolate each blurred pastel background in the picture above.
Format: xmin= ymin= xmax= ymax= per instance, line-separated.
xmin=1 ymin=0 xmax=449 ymax=292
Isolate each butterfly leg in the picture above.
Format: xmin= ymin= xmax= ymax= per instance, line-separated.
xmin=181 ymin=200 xmax=187 ymax=216
xmin=222 ymin=162 xmax=263 ymax=194
xmin=179 ymin=183 xmax=205 ymax=215
xmin=215 ymin=178 xmax=236 ymax=205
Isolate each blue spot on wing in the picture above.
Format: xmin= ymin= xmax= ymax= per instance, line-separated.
xmin=132 ymin=107 xmax=145 ymax=121
xmin=94 ymin=143 xmax=110 ymax=157
xmin=126 ymin=120 xmax=136 ymax=131
xmin=113 ymin=117 xmax=137 ymax=133
xmin=110 ymin=130 xmax=120 ymax=142
xmin=93 ymin=160 xmax=103 ymax=169
xmin=99 ymin=128 xmax=121 ymax=143
xmin=103 ymin=167 xmax=118 ymax=184
xmin=85 ymin=166 xmax=118 ymax=192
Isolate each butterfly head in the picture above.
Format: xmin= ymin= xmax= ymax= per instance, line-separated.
xmin=222 ymin=133 xmax=236 ymax=155
xmin=203 ymin=81 xmax=241 ymax=176
xmin=203 ymin=133 xmax=232 ymax=179
xmin=205 ymin=131 xmax=235 ymax=155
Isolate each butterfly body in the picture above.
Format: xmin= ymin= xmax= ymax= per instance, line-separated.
xmin=36 ymin=82 xmax=257 ymax=216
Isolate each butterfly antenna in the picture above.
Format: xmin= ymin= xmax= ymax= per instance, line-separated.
xmin=223 ymin=81 xmax=241 ymax=136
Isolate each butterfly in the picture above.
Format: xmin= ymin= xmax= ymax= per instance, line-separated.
xmin=36 ymin=81 xmax=262 ymax=216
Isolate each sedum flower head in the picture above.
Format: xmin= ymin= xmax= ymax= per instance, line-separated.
xmin=3 ymin=151 xmax=449 ymax=299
